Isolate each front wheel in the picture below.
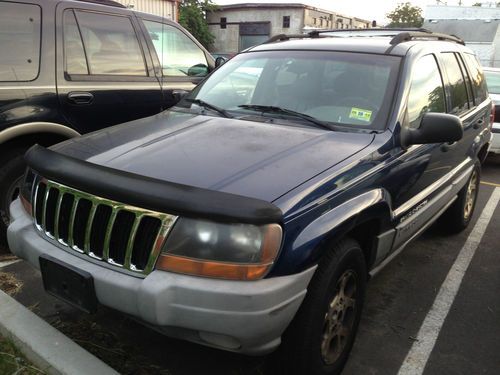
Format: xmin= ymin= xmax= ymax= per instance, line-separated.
xmin=439 ymin=161 xmax=480 ymax=233
xmin=277 ymin=238 xmax=367 ymax=375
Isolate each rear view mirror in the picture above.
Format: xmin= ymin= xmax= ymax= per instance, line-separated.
xmin=403 ymin=113 xmax=463 ymax=146
xmin=187 ymin=64 xmax=209 ymax=77
xmin=215 ymin=56 xmax=227 ymax=68
xmin=172 ymin=89 xmax=189 ymax=104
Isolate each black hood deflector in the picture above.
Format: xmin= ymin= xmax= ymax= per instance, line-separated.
xmin=25 ymin=145 xmax=283 ymax=225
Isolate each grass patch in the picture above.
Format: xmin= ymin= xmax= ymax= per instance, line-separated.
xmin=0 ymin=335 xmax=45 ymax=374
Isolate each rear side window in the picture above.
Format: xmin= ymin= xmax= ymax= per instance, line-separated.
xmin=408 ymin=54 xmax=446 ymax=128
xmin=440 ymin=53 xmax=470 ymax=115
xmin=72 ymin=11 xmax=147 ymax=76
xmin=463 ymin=53 xmax=488 ymax=103
xmin=63 ymin=10 xmax=88 ymax=75
xmin=0 ymin=2 xmax=41 ymax=81
xmin=143 ymin=20 xmax=208 ymax=77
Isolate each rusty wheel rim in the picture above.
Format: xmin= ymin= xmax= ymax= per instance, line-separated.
xmin=321 ymin=269 xmax=358 ymax=365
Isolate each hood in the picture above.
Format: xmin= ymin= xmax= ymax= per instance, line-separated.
xmin=52 ymin=111 xmax=374 ymax=202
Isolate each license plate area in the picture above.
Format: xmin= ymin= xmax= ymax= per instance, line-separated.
xmin=39 ymin=255 xmax=97 ymax=313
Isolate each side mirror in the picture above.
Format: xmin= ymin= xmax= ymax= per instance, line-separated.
xmin=187 ymin=64 xmax=209 ymax=77
xmin=215 ymin=56 xmax=227 ymax=68
xmin=403 ymin=113 xmax=463 ymax=146
xmin=172 ymin=89 xmax=189 ymax=104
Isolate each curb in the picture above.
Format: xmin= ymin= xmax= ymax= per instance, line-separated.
xmin=0 ymin=289 xmax=119 ymax=375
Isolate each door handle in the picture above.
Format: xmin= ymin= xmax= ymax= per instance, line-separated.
xmin=441 ymin=141 xmax=457 ymax=152
xmin=67 ymin=91 xmax=94 ymax=105
xmin=473 ymin=119 xmax=484 ymax=130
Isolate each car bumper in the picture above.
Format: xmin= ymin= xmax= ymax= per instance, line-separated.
xmin=7 ymin=199 xmax=315 ymax=355
xmin=490 ymin=122 xmax=500 ymax=154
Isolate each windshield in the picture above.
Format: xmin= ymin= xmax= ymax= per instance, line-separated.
xmin=484 ymin=70 xmax=500 ymax=94
xmin=179 ymin=50 xmax=401 ymax=130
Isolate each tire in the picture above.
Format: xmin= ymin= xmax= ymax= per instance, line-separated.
xmin=276 ymin=238 xmax=367 ymax=375
xmin=438 ymin=161 xmax=480 ymax=234
xmin=0 ymin=149 xmax=27 ymax=248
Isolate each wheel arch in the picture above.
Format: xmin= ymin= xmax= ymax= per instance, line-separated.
xmin=290 ymin=189 xmax=394 ymax=274
xmin=0 ymin=122 xmax=80 ymax=153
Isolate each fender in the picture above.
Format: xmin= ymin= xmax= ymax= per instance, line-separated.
xmin=284 ymin=189 xmax=395 ymax=274
xmin=0 ymin=122 xmax=81 ymax=144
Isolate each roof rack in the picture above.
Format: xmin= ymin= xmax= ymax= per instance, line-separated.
xmin=262 ymin=28 xmax=465 ymax=46
xmin=308 ymin=27 xmax=430 ymax=37
xmin=75 ymin=0 xmax=127 ymax=8
xmin=390 ymin=31 xmax=465 ymax=45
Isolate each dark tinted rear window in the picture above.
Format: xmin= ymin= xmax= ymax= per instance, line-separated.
xmin=440 ymin=53 xmax=469 ymax=115
xmin=463 ymin=53 xmax=489 ymax=102
xmin=0 ymin=2 xmax=41 ymax=81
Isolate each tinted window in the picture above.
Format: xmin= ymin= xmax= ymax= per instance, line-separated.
xmin=63 ymin=10 xmax=88 ymax=75
xmin=75 ymin=11 xmax=147 ymax=76
xmin=143 ymin=21 xmax=208 ymax=77
xmin=463 ymin=53 xmax=489 ymax=101
xmin=408 ymin=55 xmax=445 ymax=128
xmin=0 ymin=2 xmax=41 ymax=81
xmin=185 ymin=51 xmax=401 ymax=129
xmin=440 ymin=53 xmax=469 ymax=115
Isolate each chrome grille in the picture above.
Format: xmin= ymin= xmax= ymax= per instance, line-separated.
xmin=33 ymin=179 xmax=177 ymax=275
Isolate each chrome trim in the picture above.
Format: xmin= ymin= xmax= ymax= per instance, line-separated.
xmin=0 ymin=122 xmax=81 ymax=144
xmin=393 ymin=158 xmax=471 ymax=217
xmin=32 ymin=179 xmax=177 ymax=276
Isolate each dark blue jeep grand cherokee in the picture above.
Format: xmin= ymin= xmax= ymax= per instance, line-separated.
xmin=8 ymin=30 xmax=493 ymax=374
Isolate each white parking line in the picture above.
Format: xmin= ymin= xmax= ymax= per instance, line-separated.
xmin=398 ymin=187 xmax=500 ymax=375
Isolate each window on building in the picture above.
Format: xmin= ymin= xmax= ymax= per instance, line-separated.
xmin=283 ymin=16 xmax=290 ymax=28
xmin=221 ymin=17 xmax=227 ymax=29
xmin=75 ymin=11 xmax=147 ymax=76
xmin=0 ymin=2 xmax=41 ymax=81
xmin=408 ymin=54 xmax=446 ymax=129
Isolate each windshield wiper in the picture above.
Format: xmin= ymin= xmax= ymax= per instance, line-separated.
xmin=238 ymin=104 xmax=334 ymax=130
xmin=185 ymin=98 xmax=232 ymax=118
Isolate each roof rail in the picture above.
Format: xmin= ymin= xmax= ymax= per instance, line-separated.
xmin=75 ymin=0 xmax=127 ymax=8
xmin=308 ymin=27 xmax=430 ymax=37
xmin=390 ymin=31 xmax=465 ymax=45
xmin=264 ymin=33 xmax=313 ymax=44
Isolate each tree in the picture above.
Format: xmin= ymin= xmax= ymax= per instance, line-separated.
xmin=179 ymin=0 xmax=216 ymax=49
xmin=386 ymin=2 xmax=424 ymax=28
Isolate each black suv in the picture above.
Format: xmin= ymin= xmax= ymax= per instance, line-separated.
xmin=0 ymin=0 xmax=216 ymax=246
xmin=9 ymin=30 xmax=493 ymax=374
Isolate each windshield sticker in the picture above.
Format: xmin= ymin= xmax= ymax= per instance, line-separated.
xmin=349 ymin=107 xmax=372 ymax=122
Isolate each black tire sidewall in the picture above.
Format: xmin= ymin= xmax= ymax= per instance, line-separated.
xmin=279 ymin=238 xmax=367 ymax=375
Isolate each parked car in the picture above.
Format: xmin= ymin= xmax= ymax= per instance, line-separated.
xmin=0 ymin=0 xmax=216 ymax=247
xmin=483 ymin=67 xmax=500 ymax=154
xmin=8 ymin=30 xmax=492 ymax=374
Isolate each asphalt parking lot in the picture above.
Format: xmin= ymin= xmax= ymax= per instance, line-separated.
xmin=1 ymin=155 xmax=500 ymax=375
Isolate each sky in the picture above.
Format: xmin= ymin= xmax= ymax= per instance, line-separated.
xmin=213 ymin=0 xmax=480 ymax=25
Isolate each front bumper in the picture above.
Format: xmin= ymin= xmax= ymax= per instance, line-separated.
xmin=7 ymin=199 xmax=315 ymax=355
xmin=490 ymin=122 xmax=500 ymax=154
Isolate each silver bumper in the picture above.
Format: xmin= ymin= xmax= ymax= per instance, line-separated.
xmin=7 ymin=199 xmax=315 ymax=355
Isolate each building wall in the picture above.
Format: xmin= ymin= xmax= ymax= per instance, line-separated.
xmin=114 ymin=0 xmax=178 ymax=20
xmin=425 ymin=5 xmax=500 ymax=20
xmin=208 ymin=8 xmax=305 ymax=53
xmin=208 ymin=7 xmax=370 ymax=53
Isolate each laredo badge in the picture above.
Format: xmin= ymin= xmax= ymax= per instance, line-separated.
xmin=349 ymin=107 xmax=372 ymax=122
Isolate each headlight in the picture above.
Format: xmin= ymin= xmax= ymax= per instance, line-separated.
xmin=156 ymin=217 xmax=282 ymax=280
xmin=19 ymin=168 xmax=35 ymax=215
